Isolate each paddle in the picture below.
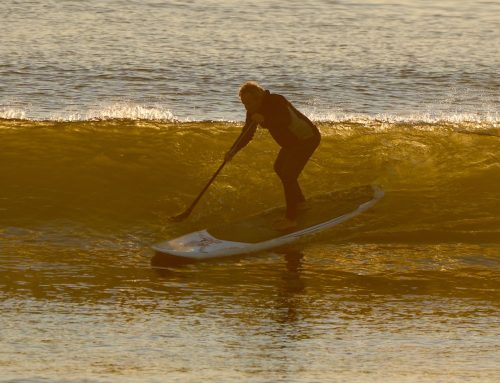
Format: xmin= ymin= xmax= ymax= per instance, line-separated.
xmin=169 ymin=160 xmax=228 ymax=221
xmin=169 ymin=121 xmax=256 ymax=222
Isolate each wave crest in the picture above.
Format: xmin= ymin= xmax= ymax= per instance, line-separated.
xmin=0 ymin=108 xmax=27 ymax=120
xmin=1 ymin=103 xmax=181 ymax=122
xmin=0 ymin=102 xmax=498 ymax=126
xmin=62 ymin=103 xmax=180 ymax=122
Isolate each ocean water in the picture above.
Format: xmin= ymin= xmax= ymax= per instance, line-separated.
xmin=1 ymin=1 xmax=499 ymax=382
xmin=1 ymin=0 xmax=498 ymax=122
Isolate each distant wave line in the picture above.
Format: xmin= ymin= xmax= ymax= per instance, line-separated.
xmin=0 ymin=103 xmax=498 ymax=125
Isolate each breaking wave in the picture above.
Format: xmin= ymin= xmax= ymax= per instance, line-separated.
xmin=1 ymin=117 xmax=498 ymax=244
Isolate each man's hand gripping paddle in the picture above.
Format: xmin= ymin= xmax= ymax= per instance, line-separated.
xmin=169 ymin=122 xmax=256 ymax=222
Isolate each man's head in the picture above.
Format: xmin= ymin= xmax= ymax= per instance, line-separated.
xmin=239 ymin=81 xmax=265 ymax=113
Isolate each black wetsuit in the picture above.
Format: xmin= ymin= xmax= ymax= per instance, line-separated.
xmin=230 ymin=90 xmax=321 ymax=220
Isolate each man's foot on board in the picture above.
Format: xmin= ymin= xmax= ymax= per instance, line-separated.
xmin=273 ymin=217 xmax=298 ymax=231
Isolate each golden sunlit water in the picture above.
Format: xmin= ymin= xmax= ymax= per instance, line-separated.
xmin=1 ymin=120 xmax=499 ymax=382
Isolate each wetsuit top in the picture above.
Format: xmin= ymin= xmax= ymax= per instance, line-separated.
xmin=230 ymin=90 xmax=320 ymax=155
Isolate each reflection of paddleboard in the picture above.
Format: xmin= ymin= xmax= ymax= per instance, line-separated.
xmin=152 ymin=185 xmax=384 ymax=264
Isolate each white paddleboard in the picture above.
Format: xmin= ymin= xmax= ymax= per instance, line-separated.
xmin=152 ymin=185 xmax=383 ymax=263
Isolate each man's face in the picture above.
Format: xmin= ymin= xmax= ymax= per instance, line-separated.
xmin=240 ymin=92 xmax=262 ymax=113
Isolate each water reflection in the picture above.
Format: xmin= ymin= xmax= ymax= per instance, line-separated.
xmin=275 ymin=249 xmax=306 ymax=325
xmin=3 ymin=242 xmax=499 ymax=307
xmin=2 ymin=243 xmax=499 ymax=382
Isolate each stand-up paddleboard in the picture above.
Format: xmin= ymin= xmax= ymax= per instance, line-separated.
xmin=152 ymin=185 xmax=383 ymax=264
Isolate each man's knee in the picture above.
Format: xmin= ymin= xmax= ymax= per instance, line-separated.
xmin=274 ymin=158 xmax=285 ymax=178
xmin=274 ymin=151 xmax=304 ymax=181
xmin=276 ymin=167 xmax=298 ymax=183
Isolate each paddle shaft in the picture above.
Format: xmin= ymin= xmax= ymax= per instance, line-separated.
xmin=171 ymin=121 xmax=256 ymax=220
xmin=181 ymin=159 xmax=227 ymax=216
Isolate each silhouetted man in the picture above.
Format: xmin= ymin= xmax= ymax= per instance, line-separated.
xmin=226 ymin=81 xmax=321 ymax=230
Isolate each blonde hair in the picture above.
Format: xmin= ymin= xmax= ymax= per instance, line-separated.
xmin=239 ymin=81 xmax=265 ymax=98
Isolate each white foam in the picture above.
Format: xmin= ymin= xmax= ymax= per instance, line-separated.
xmin=1 ymin=102 xmax=497 ymax=126
xmin=304 ymin=109 xmax=498 ymax=125
xmin=0 ymin=108 xmax=27 ymax=120
xmin=59 ymin=102 xmax=181 ymax=122
xmin=0 ymin=103 xmax=183 ymax=122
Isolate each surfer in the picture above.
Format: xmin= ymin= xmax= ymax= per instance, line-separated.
xmin=225 ymin=81 xmax=321 ymax=231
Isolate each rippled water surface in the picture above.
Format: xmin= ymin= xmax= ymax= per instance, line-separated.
xmin=0 ymin=0 xmax=498 ymax=121
xmin=1 ymin=120 xmax=499 ymax=382
xmin=2 ymin=242 xmax=499 ymax=382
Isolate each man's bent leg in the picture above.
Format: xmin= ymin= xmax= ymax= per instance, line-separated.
xmin=274 ymin=140 xmax=318 ymax=220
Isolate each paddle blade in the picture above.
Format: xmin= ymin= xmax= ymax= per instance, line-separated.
xmin=168 ymin=208 xmax=192 ymax=222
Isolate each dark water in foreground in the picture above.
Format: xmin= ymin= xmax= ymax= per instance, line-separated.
xmin=1 ymin=119 xmax=499 ymax=382
xmin=1 ymin=244 xmax=499 ymax=382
